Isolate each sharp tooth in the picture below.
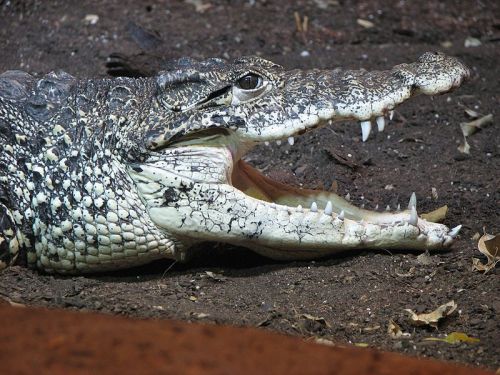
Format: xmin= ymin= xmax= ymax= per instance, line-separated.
xmin=324 ymin=201 xmax=333 ymax=215
xmin=276 ymin=140 xmax=282 ymax=146
xmin=310 ymin=202 xmax=318 ymax=212
xmin=386 ymin=205 xmax=390 ymax=211
xmin=408 ymin=192 xmax=417 ymax=209
xmin=345 ymin=193 xmax=351 ymax=201
xmin=338 ymin=210 xmax=345 ymax=220
xmin=374 ymin=204 xmax=379 ymax=211
xmin=297 ymin=205 xmax=303 ymax=212
xmin=376 ymin=116 xmax=385 ymax=132
xmin=449 ymin=225 xmax=462 ymax=238
xmin=408 ymin=205 xmax=418 ymax=226
xmin=397 ymin=203 xmax=401 ymax=211
xmin=288 ymin=136 xmax=295 ymax=146
xmin=389 ymin=110 xmax=394 ymax=120
xmin=361 ymin=203 xmax=365 ymax=209
xmin=264 ymin=141 xmax=270 ymax=146
xmin=360 ymin=120 xmax=372 ymax=142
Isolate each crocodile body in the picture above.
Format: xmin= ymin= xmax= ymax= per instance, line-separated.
xmin=0 ymin=52 xmax=469 ymax=273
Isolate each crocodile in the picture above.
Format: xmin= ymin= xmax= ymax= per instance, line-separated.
xmin=0 ymin=52 xmax=469 ymax=274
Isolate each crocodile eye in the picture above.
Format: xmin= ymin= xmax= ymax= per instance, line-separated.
xmin=237 ymin=73 xmax=262 ymax=90
xmin=231 ymin=73 xmax=268 ymax=105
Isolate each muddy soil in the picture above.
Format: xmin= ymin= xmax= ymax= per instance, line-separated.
xmin=0 ymin=0 xmax=499 ymax=369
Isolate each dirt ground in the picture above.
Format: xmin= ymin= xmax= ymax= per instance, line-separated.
xmin=0 ymin=0 xmax=499 ymax=370
xmin=0 ymin=301 xmax=493 ymax=375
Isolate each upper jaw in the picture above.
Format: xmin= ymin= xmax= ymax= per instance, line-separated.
xmin=237 ymin=52 xmax=470 ymax=144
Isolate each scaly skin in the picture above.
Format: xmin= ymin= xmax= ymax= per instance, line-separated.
xmin=0 ymin=52 xmax=469 ymax=273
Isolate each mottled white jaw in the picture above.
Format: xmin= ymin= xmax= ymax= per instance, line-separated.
xmin=131 ymin=142 xmax=461 ymax=262
xmin=230 ymin=160 xmax=461 ymax=256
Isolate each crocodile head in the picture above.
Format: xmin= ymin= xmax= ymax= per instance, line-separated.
xmin=130 ymin=52 xmax=469 ymax=261
xmin=0 ymin=52 xmax=470 ymax=273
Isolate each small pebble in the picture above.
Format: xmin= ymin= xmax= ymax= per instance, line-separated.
xmin=83 ymin=14 xmax=99 ymax=25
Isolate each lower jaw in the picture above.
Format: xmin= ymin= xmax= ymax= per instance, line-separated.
xmin=149 ymin=144 xmax=458 ymax=255
xmin=226 ymin=156 xmax=460 ymax=253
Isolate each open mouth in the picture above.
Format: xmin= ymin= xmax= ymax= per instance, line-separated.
xmin=138 ymin=52 xmax=469 ymax=258
xmin=163 ymin=110 xmax=462 ymax=250
xmin=229 ymin=118 xmax=442 ymax=230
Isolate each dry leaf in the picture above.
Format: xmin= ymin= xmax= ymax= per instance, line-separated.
xmin=405 ymin=301 xmax=457 ymax=328
xmin=464 ymin=107 xmax=481 ymax=119
xmin=480 ymin=233 xmax=500 ymax=259
xmin=294 ymin=12 xmax=309 ymax=33
xmin=395 ymin=266 xmax=415 ymax=277
xmin=362 ymin=325 xmax=381 ymax=332
xmin=424 ymin=332 xmax=480 ymax=344
xmin=313 ymin=0 xmax=339 ymax=9
xmin=388 ymin=320 xmax=410 ymax=339
xmin=421 ymin=205 xmax=448 ymax=223
xmin=457 ymin=136 xmax=471 ymax=154
xmin=460 ymin=114 xmax=493 ymax=137
xmin=458 ymin=114 xmax=493 ymax=154
xmin=431 ymin=187 xmax=439 ymax=200
xmin=464 ymin=36 xmax=482 ymax=47
xmin=301 ymin=313 xmax=331 ymax=328
xmin=460 ymin=124 xmax=474 ymax=138
xmin=204 ymin=271 xmax=226 ymax=281
xmin=473 ymin=232 xmax=500 ymax=273
xmin=205 ymin=271 xmax=216 ymax=278
xmin=194 ymin=312 xmax=209 ymax=319
xmin=314 ymin=337 xmax=336 ymax=346
xmin=6 ymin=299 xmax=25 ymax=308
xmin=357 ymin=19 xmax=374 ymax=28
xmin=185 ymin=0 xmax=212 ymax=13
xmin=398 ymin=137 xmax=424 ymax=143
xmin=472 ymin=258 xmax=497 ymax=273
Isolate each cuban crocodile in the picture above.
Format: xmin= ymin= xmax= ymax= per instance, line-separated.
xmin=0 ymin=52 xmax=469 ymax=274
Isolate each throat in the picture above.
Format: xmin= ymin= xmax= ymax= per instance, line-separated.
xmin=231 ymin=160 xmax=324 ymax=205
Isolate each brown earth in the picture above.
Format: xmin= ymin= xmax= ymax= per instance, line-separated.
xmin=0 ymin=0 xmax=499 ymax=371
xmin=0 ymin=301 xmax=494 ymax=375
